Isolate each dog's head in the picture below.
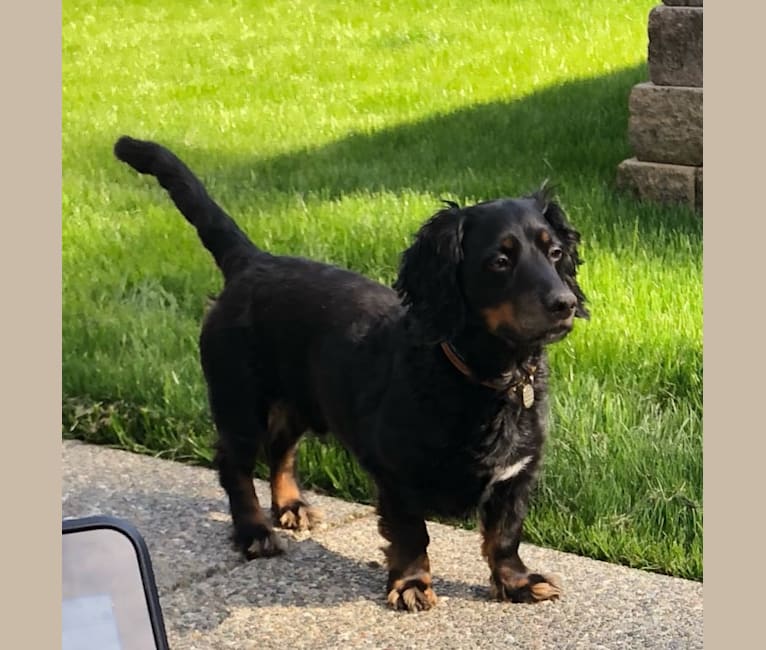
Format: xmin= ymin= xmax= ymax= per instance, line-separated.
xmin=394 ymin=186 xmax=589 ymax=346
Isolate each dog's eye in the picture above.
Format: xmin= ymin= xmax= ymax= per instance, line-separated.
xmin=548 ymin=246 xmax=563 ymax=262
xmin=488 ymin=254 xmax=511 ymax=271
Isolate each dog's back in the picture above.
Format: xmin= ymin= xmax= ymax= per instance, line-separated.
xmin=202 ymin=252 xmax=403 ymax=432
xmin=115 ymin=135 xmax=402 ymax=427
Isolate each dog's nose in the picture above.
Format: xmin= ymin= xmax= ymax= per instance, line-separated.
xmin=544 ymin=290 xmax=576 ymax=316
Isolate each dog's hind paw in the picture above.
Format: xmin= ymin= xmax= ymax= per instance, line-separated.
xmin=386 ymin=571 xmax=438 ymax=612
xmin=273 ymin=501 xmax=323 ymax=531
xmin=243 ymin=531 xmax=287 ymax=559
xmin=233 ymin=521 xmax=288 ymax=560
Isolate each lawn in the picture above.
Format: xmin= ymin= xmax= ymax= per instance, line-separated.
xmin=62 ymin=0 xmax=702 ymax=580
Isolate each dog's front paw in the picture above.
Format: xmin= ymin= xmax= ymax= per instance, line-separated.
xmin=490 ymin=567 xmax=562 ymax=603
xmin=386 ymin=571 xmax=438 ymax=612
xmin=273 ymin=500 xmax=323 ymax=531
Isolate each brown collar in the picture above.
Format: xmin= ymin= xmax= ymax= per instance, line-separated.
xmin=440 ymin=341 xmax=537 ymax=408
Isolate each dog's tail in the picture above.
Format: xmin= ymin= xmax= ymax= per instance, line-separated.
xmin=114 ymin=135 xmax=260 ymax=282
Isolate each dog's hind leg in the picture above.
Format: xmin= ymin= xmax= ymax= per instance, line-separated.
xmin=215 ymin=438 xmax=286 ymax=559
xmin=201 ymin=329 xmax=286 ymax=559
xmin=265 ymin=405 xmax=322 ymax=531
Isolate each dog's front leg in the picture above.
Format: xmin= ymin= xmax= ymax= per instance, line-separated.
xmin=480 ymin=477 xmax=561 ymax=603
xmin=377 ymin=491 xmax=437 ymax=612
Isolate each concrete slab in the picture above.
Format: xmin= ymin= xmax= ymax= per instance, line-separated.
xmin=61 ymin=439 xmax=703 ymax=649
xmin=61 ymin=439 xmax=373 ymax=595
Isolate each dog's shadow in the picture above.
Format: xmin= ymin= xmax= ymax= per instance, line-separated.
xmin=233 ymin=534 xmax=489 ymax=609
xmin=63 ymin=482 xmax=488 ymax=619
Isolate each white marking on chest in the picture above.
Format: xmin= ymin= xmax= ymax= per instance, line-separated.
xmin=492 ymin=456 xmax=533 ymax=483
xmin=479 ymin=455 xmax=534 ymax=506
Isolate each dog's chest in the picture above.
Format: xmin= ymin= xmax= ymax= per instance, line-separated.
xmin=410 ymin=404 xmax=540 ymax=515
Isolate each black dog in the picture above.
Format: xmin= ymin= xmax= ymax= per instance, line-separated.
xmin=114 ymin=136 xmax=588 ymax=611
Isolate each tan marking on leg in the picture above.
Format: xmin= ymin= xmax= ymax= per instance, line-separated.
xmin=482 ymin=525 xmax=561 ymax=603
xmin=267 ymin=405 xmax=322 ymax=531
xmin=529 ymin=576 xmax=562 ymax=601
xmin=270 ymin=444 xmax=302 ymax=507
xmin=384 ymin=549 xmax=438 ymax=612
xmin=269 ymin=446 xmax=322 ymax=531
xmin=278 ymin=504 xmax=322 ymax=531
xmin=267 ymin=403 xmax=302 ymax=508
xmin=387 ymin=569 xmax=438 ymax=612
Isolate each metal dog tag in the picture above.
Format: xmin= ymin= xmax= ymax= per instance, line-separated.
xmin=522 ymin=383 xmax=535 ymax=409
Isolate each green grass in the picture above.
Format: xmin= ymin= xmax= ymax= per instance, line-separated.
xmin=63 ymin=0 xmax=702 ymax=580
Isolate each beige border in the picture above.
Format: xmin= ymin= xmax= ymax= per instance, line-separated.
xmin=704 ymin=0 xmax=755 ymax=646
xmin=0 ymin=2 xmax=61 ymax=648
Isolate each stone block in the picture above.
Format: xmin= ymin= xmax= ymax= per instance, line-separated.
xmin=629 ymin=82 xmax=702 ymax=166
xmin=695 ymin=167 xmax=702 ymax=212
xmin=663 ymin=0 xmax=702 ymax=6
xmin=649 ymin=6 xmax=703 ymax=87
xmin=617 ymin=158 xmax=699 ymax=210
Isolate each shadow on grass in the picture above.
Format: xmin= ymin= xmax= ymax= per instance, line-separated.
xmin=209 ymin=65 xmax=648 ymax=197
xmin=89 ymin=61 xmax=701 ymax=278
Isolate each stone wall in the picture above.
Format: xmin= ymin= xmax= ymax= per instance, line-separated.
xmin=617 ymin=1 xmax=703 ymax=213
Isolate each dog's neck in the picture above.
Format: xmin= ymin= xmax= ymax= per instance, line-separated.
xmin=447 ymin=325 xmax=540 ymax=385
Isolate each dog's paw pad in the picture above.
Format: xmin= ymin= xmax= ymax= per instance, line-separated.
xmin=386 ymin=572 xmax=438 ymax=612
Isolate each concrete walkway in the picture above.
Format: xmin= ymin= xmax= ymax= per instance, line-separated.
xmin=61 ymin=439 xmax=702 ymax=649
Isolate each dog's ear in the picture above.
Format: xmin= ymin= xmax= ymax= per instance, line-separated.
xmin=532 ymin=185 xmax=590 ymax=319
xmin=394 ymin=202 xmax=467 ymax=342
